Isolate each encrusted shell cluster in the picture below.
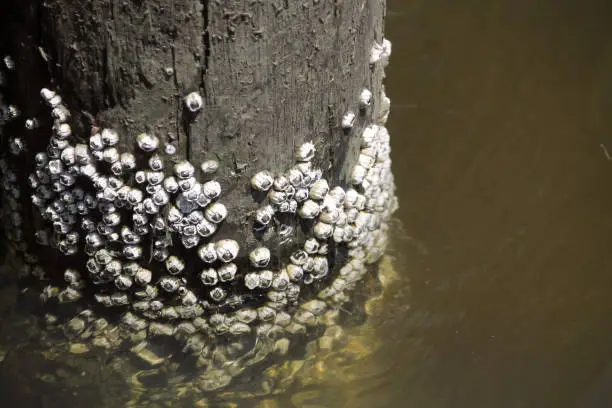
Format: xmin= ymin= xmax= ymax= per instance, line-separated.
xmin=0 ymin=37 xmax=396 ymax=394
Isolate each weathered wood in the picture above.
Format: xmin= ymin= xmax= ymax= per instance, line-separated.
xmin=0 ymin=0 xmax=395 ymax=400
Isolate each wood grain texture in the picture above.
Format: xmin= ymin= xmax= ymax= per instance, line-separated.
xmin=0 ymin=0 xmax=386 ymax=269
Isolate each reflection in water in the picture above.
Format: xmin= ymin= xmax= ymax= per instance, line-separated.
xmin=2 ymin=1 xmax=612 ymax=407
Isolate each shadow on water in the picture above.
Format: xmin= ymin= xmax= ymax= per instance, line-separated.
xmin=2 ymin=1 xmax=612 ymax=407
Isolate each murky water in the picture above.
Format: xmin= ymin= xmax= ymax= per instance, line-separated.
xmin=2 ymin=1 xmax=612 ymax=407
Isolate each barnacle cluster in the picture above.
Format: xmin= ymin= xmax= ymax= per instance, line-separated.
xmin=0 ymin=37 xmax=396 ymax=394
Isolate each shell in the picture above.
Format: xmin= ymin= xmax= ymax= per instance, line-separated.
xmin=341 ymin=111 xmax=356 ymax=129
xmin=298 ymin=200 xmax=320 ymax=219
xmin=174 ymin=161 xmax=195 ymax=179
xmin=215 ymin=239 xmax=239 ymax=262
xmin=205 ymin=202 xmax=227 ymax=223
xmin=255 ymin=205 xmax=275 ymax=226
xmin=209 ymin=287 xmax=227 ymax=302
xmin=166 ymin=256 xmax=185 ymax=275
xmin=251 ymin=171 xmax=274 ymax=192
xmin=101 ymin=129 xmax=120 ymax=146
xmin=359 ymin=88 xmax=373 ymax=108
xmin=136 ymin=133 xmax=159 ymax=152
xmin=309 ymin=179 xmax=329 ymax=201
xmin=200 ymin=160 xmax=219 ymax=174
xmin=296 ymin=142 xmax=315 ymax=162
xmin=159 ymin=276 xmax=181 ymax=292
xmin=249 ymin=247 xmax=271 ymax=268
xmin=244 ymin=273 xmax=260 ymax=290
xmin=200 ymin=268 xmax=218 ymax=286
xmin=185 ymin=92 xmax=203 ymax=112
xmin=198 ymin=243 xmax=218 ymax=263
xmin=217 ymin=263 xmax=237 ymax=282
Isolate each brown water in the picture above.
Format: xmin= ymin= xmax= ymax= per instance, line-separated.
xmin=379 ymin=1 xmax=612 ymax=407
xmin=3 ymin=1 xmax=612 ymax=407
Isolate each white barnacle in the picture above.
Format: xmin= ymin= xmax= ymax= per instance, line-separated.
xmin=204 ymin=202 xmax=227 ymax=223
xmin=34 ymin=152 xmax=48 ymax=167
xmin=370 ymin=41 xmax=384 ymax=64
xmin=25 ymin=118 xmax=39 ymax=130
xmin=181 ymin=289 xmax=198 ymax=306
xmin=200 ymin=268 xmax=218 ymax=286
xmin=40 ymin=88 xmax=56 ymax=101
xmin=184 ymin=91 xmax=203 ymax=112
xmin=255 ymin=205 xmax=275 ymax=226
xmin=298 ymin=199 xmax=320 ymax=219
xmin=196 ymin=218 xmax=217 ymax=237
xmin=197 ymin=243 xmax=217 ymax=263
xmin=290 ymin=250 xmax=308 ymax=266
xmin=209 ymin=287 xmax=226 ymax=302
xmin=350 ymin=164 xmax=367 ymax=185
xmin=272 ymin=270 xmax=290 ymax=291
xmin=202 ymin=180 xmax=221 ymax=199
xmin=55 ymin=123 xmax=72 ymax=139
xmin=309 ymin=179 xmax=329 ymax=201
xmin=200 ymin=160 xmax=219 ymax=174
xmin=152 ymin=188 xmax=170 ymax=206
xmin=286 ymin=264 xmax=304 ymax=282
xmin=164 ymin=144 xmax=177 ymax=155
xmin=359 ymin=88 xmax=373 ymax=109
xmin=287 ymin=168 xmax=303 ymax=187
xmin=89 ymin=134 xmax=104 ymax=152
xmin=296 ymin=142 xmax=315 ymax=162
xmin=303 ymin=238 xmax=320 ymax=254
xmin=119 ymin=152 xmax=136 ymax=171
xmin=229 ymin=322 xmax=251 ymax=335
xmin=142 ymin=197 xmax=159 ymax=214
xmin=166 ymin=256 xmax=185 ymax=275
xmin=101 ymin=128 xmax=119 ymax=146
xmin=174 ymin=161 xmax=195 ymax=179
xmin=159 ymin=276 xmax=181 ymax=292
xmin=123 ymin=245 xmax=143 ymax=260
xmin=162 ymin=176 xmax=179 ymax=194
xmin=312 ymin=256 xmax=329 ymax=278
xmin=244 ymin=273 xmax=260 ymax=290
xmin=247 ymin=248 xmax=270 ymax=270
xmin=105 ymin=260 xmax=123 ymax=276
xmin=267 ymin=189 xmax=286 ymax=205
xmin=215 ymin=239 xmax=239 ymax=262
xmin=251 ymin=170 xmax=274 ymax=192
xmin=361 ymin=124 xmax=378 ymax=148
xmin=134 ymin=268 xmax=152 ymax=285
xmin=146 ymin=170 xmax=164 ymax=186
xmin=319 ymin=206 xmax=340 ymax=224
xmin=358 ymin=152 xmax=375 ymax=167
xmin=217 ymin=263 xmax=237 ymax=282
xmin=126 ymin=188 xmax=143 ymax=205
xmin=341 ymin=111 xmax=356 ymax=129
xmin=136 ymin=133 xmax=159 ymax=152
xmin=52 ymin=105 xmax=70 ymax=122
xmin=115 ymin=274 xmax=133 ymax=290
xmin=148 ymin=154 xmax=164 ymax=171
xmin=273 ymin=175 xmax=290 ymax=192
xmin=258 ymin=270 xmax=274 ymax=288
xmin=102 ymin=147 xmax=119 ymax=163
xmin=134 ymin=171 xmax=146 ymax=184
xmin=313 ymin=221 xmax=334 ymax=240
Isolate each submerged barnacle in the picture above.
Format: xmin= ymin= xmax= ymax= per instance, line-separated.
xmin=249 ymin=247 xmax=271 ymax=268
xmin=136 ymin=133 xmax=159 ymax=152
xmin=251 ymin=171 xmax=274 ymax=191
xmin=185 ymin=92 xmax=203 ymax=112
